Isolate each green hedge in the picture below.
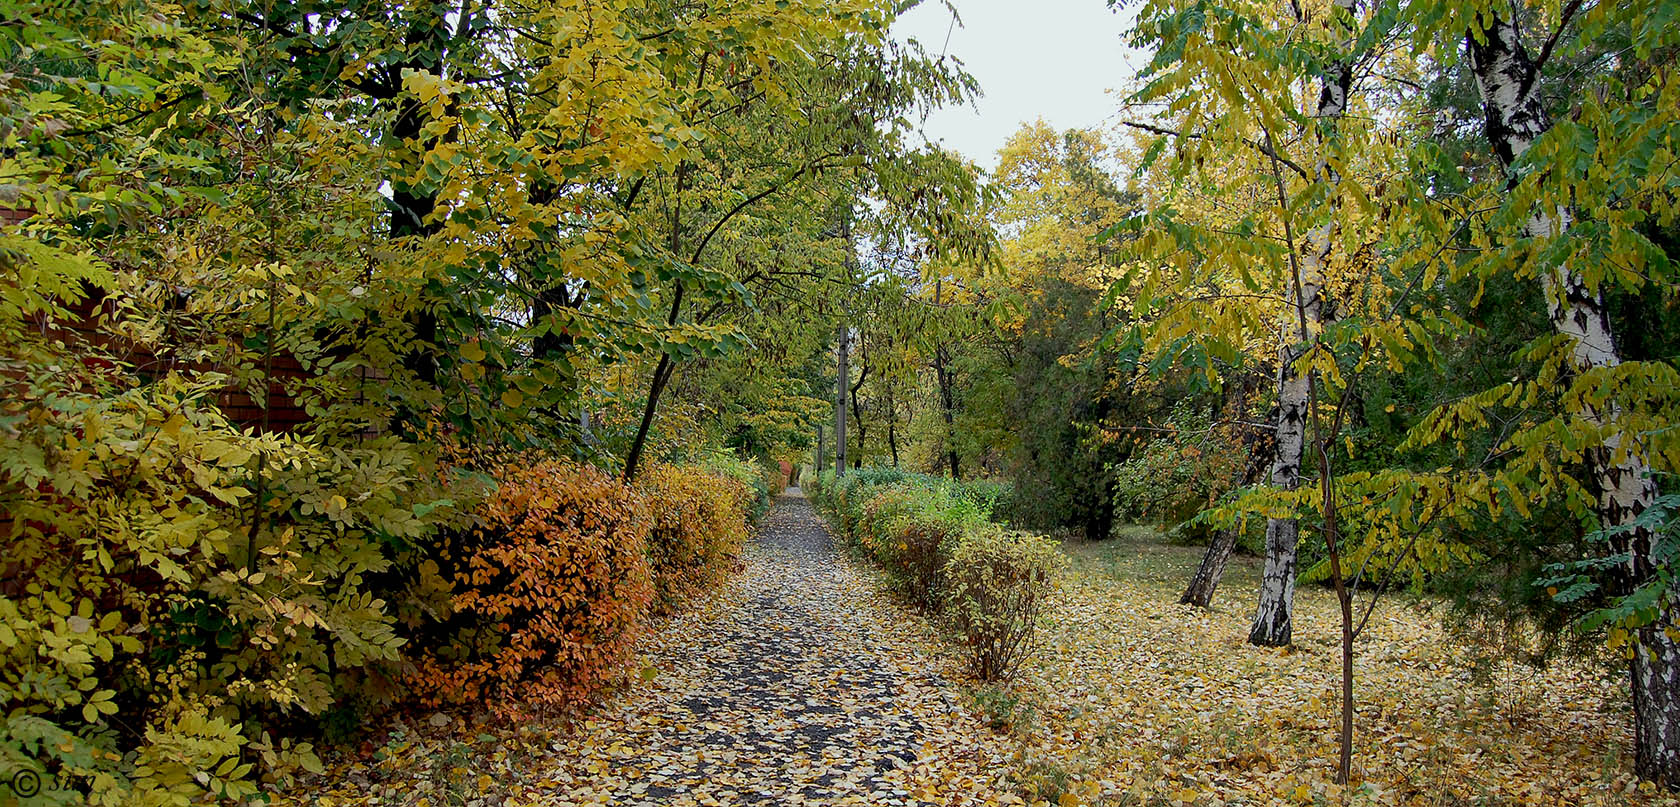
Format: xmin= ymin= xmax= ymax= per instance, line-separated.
xmin=812 ymin=468 xmax=1017 ymax=526
xmin=809 ymin=470 xmax=1058 ymax=680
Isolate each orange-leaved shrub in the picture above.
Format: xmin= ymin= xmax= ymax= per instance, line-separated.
xmin=638 ymin=463 xmax=750 ymax=611
xmin=406 ymin=459 xmax=652 ymax=710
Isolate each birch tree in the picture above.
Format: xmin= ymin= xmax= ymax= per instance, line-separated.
xmin=1242 ymin=0 xmax=1361 ymax=646
xmin=1390 ymin=0 xmax=1680 ymax=784
xmin=1119 ymin=0 xmax=1373 ymax=645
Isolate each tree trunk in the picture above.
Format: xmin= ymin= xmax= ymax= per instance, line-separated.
xmin=1251 ymin=343 xmax=1311 ymax=645
xmin=849 ymin=348 xmax=868 ymax=469
xmin=1184 ymin=396 xmax=1276 ymax=608
xmin=622 ymin=351 xmax=674 ymax=481
xmin=1466 ymin=13 xmax=1675 ymax=786
xmin=1183 ymin=527 xmax=1241 ymax=608
xmin=389 ymin=101 xmax=444 ymax=386
xmin=887 ymin=385 xmax=901 ymax=468
xmin=936 ymin=345 xmax=959 ymax=479
xmin=532 ymin=279 xmax=583 ymax=429
xmin=622 ymin=159 xmax=695 ymax=482
xmin=1094 ymin=475 xmax=1117 ymax=541
xmin=932 ymin=278 xmax=960 ymax=479
xmin=1082 ymin=391 xmax=1117 ymax=541
xmin=385 ymin=6 xmax=460 ymax=397
xmin=1249 ymin=0 xmax=1356 ymax=648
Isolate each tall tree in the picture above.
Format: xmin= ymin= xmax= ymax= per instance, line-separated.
xmin=1448 ymin=0 xmax=1679 ymax=784
xmin=1247 ymin=0 xmax=1360 ymax=648
xmin=836 ymin=324 xmax=850 ymax=475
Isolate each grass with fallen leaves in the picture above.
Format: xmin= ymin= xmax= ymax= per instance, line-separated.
xmin=980 ymin=525 xmax=1672 ymax=806
xmin=270 ymin=508 xmax=1667 ymax=807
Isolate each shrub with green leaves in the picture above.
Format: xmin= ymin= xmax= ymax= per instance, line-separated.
xmin=0 ymin=367 xmax=466 ymax=805
xmin=811 ymin=472 xmax=1060 ymax=680
xmin=862 ymin=483 xmax=991 ymax=608
xmin=943 ymin=527 xmax=1064 ymax=681
xmin=954 ymin=479 xmax=1016 ymax=522
xmin=830 ymin=468 xmax=922 ymax=539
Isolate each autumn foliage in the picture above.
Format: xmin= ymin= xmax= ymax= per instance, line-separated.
xmin=941 ymin=528 xmax=1062 ymax=681
xmin=0 ymin=360 xmax=470 ymax=803
xmin=403 ymin=457 xmax=759 ymax=712
xmin=639 ymin=464 xmax=751 ymax=611
xmin=812 ymin=471 xmax=1061 ymax=680
xmin=406 ymin=461 xmax=652 ymax=710
xmin=858 ymin=483 xmax=979 ymax=609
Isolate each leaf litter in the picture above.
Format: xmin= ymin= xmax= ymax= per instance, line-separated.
xmin=278 ymin=504 xmax=1672 ymax=807
xmin=987 ymin=529 xmax=1680 ymax=806
xmin=278 ymin=493 xmax=1015 ymax=807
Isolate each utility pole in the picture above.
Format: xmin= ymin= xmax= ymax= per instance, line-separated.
xmin=835 ymin=325 xmax=848 ymax=476
xmin=933 ymin=277 xmax=959 ymax=479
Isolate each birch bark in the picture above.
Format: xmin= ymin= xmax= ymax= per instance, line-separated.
xmin=1465 ymin=13 xmax=1675 ymax=784
xmin=1250 ymin=0 xmax=1358 ymax=646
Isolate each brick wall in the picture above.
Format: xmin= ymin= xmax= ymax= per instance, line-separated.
xmin=59 ymin=298 xmax=321 ymax=434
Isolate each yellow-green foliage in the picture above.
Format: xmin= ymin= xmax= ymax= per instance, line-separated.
xmin=699 ymin=453 xmax=772 ymax=524
xmin=812 ymin=474 xmax=1061 ymax=680
xmin=857 ymin=484 xmax=921 ymax=555
xmin=0 ymin=361 xmax=465 ymax=804
xmin=942 ymin=528 xmax=1064 ymax=681
xmin=638 ymin=464 xmax=752 ymax=611
xmin=856 ymin=483 xmax=982 ymax=609
xmin=1 ymin=0 xmax=987 ymax=801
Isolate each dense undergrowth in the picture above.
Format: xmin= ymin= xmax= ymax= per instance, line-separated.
xmin=810 ymin=469 xmax=1060 ymax=680
xmin=0 ymin=384 xmax=772 ymax=806
xmin=0 ymin=1 xmax=962 ymax=801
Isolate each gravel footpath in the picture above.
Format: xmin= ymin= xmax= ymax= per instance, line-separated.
xmin=537 ymin=489 xmax=1011 ymax=807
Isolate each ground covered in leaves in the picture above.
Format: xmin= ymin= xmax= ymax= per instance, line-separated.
xmin=282 ymin=501 xmax=1672 ymax=807
xmin=986 ymin=527 xmax=1677 ymax=807
xmin=281 ymin=491 xmax=1014 ymax=807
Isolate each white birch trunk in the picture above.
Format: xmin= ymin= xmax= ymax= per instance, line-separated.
xmin=1250 ymin=0 xmax=1357 ymax=647
xmin=1467 ymin=14 xmax=1676 ymax=785
xmin=1253 ymin=348 xmax=1310 ymax=645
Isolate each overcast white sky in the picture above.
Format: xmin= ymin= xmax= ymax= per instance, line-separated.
xmin=890 ymin=0 xmax=1148 ymax=171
